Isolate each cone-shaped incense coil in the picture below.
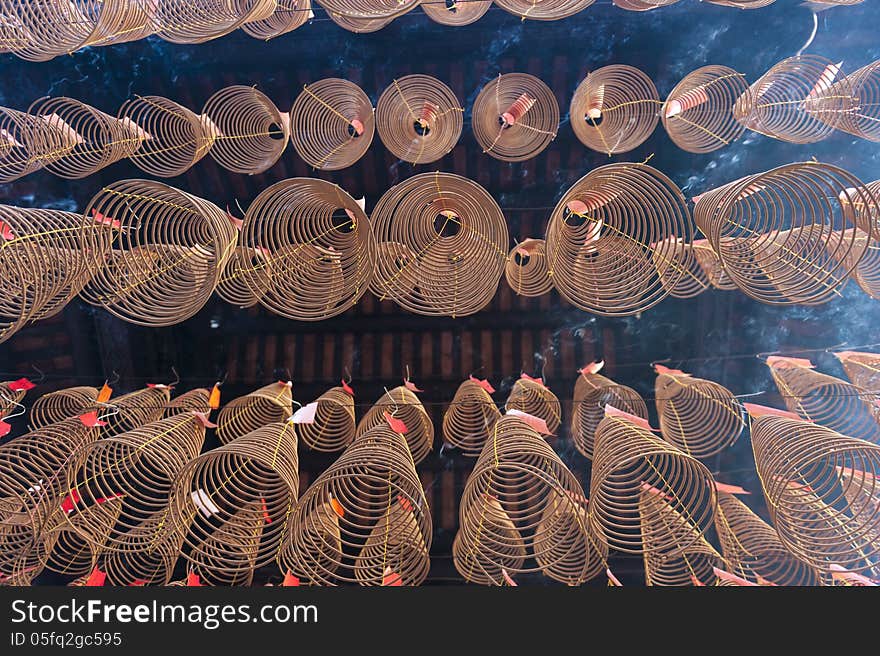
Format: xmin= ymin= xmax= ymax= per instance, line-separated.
xmin=164 ymin=388 xmax=211 ymax=417
xmin=278 ymin=500 xmax=343 ymax=582
xmin=216 ymin=382 xmax=293 ymax=445
xmin=45 ymin=496 xmax=124 ymax=578
xmin=442 ymin=379 xmax=501 ymax=457
xmin=30 ymin=386 xmax=99 ymax=429
xmin=216 ymin=244 xmax=272 ymax=308
xmin=188 ymin=504 xmax=265 ymax=586
xmin=297 ymin=387 xmax=356 ymax=452
xmin=355 ymin=386 xmax=434 ymax=464
xmin=651 ymin=238 xmax=710 ymax=299
xmin=241 ymin=0 xmax=312 ymax=39
xmin=495 ymin=0 xmax=596 ymax=20
xmin=352 ymin=497 xmax=430 ymax=585
xmin=835 ymin=350 xmax=880 ymax=391
xmin=505 ymin=377 xmax=561 ymax=434
xmin=148 ymin=0 xmax=277 ymax=44
xmin=103 ymin=509 xmax=185 ymax=586
xmin=101 ymin=386 xmax=171 ymax=437
xmin=421 ymin=0 xmax=491 ymax=25
xmin=571 ymin=372 xmax=647 ymax=460
xmin=504 ymin=239 xmax=553 ymax=297
xmin=534 ymin=490 xmax=606 ymax=585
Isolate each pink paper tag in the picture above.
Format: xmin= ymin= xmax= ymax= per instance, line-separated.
xmin=90 ymin=208 xmax=121 ymax=230
xmin=766 ymin=356 xmax=814 ymax=369
xmin=578 ymin=361 xmax=604 ymax=376
xmin=192 ymin=411 xmax=218 ymax=429
xmin=469 ymin=375 xmax=495 ymax=394
xmin=505 ymin=408 xmax=552 ymax=435
xmin=226 ymin=206 xmax=244 ymax=230
xmin=85 ymin=567 xmax=106 ymax=587
xmin=654 ymin=363 xmax=686 ymax=376
xmin=383 ymin=567 xmax=403 ymax=586
xmin=604 ymin=404 xmax=652 ymax=431
xmin=8 ymin=377 xmax=35 ymax=392
xmin=0 ymin=220 xmax=14 ymax=241
xmin=0 ymin=420 xmax=10 ymax=438
xmin=743 ymin=403 xmax=803 ymax=420
xmin=520 ymin=372 xmax=545 ymax=387
xmin=383 ymin=411 xmax=409 ymax=434
xmin=829 ymin=564 xmax=878 ymax=586
xmin=341 ymin=379 xmax=354 ymax=396
xmin=501 ymin=569 xmax=517 ymax=586
xmin=79 ymin=411 xmax=107 ymax=427
xmin=715 ymin=482 xmax=750 ymax=495
xmin=403 ymin=379 xmax=424 ymax=393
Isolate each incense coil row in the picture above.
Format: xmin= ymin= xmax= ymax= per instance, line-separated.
xmin=297 ymin=386 xmax=356 ymax=452
xmin=29 ymin=386 xmax=99 ymax=429
xmin=505 ymin=377 xmax=562 ymax=434
xmin=441 ymin=379 xmax=501 ymax=457
xmin=280 ymin=424 xmax=432 ymax=586
xmin=571 ymin=371 xmax=647 ymax=460
xmin=454 ymin=416 xmax=606 ymax=585
xmin=504 ymin=239 xmax=553 ymax=297
xmin=355 ymin=386 xmax=434 ymax=464
xmin=216 ymin=382 xmax=293 ymax=445
xmin=420 ymin=0 xmax=492 ymax=25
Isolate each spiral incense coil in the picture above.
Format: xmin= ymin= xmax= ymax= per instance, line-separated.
xmin=216 ymin=245 xmax=271 ymax=308
xmin=202 ymin=85 xmax=290 ymax=174
xmin=662 ymin=66 xmax=750 ymax=154
xmin=571 ymin=372 xmax=647 ymax=460
xmin=505 ymin=377 xmax=561 ymax=434
xmin=833 ymin=60 xmax=880 ymax=141
xmin=504 ymin=239 xmax=553 ymax=297
xmin=472 ymin=74 xmax=559 ymax=162
xmin=612 ymin=0 xmax=680 ymax=10
xmin=545 ymin=163 xmax=693 ymax=316
xmin=186 ymin=505 xmax=265 ymax=586
xmin=751 ymin=414 xmax=880 ymax=572
xmin=692 ymin=240 xmax=737 ymax=290
xmin=837 ymin=179 xmax=880 ymax=299
xmin=570 ymin=65 xmax=659 ymax=155
xmin=164 ymin=388 xmax=211 ymax=417
xmin=534 ymin=490 xmax=606 ymax=585
xmin=355 ymin=386 xmax=434 ymax=463
xmin=734 ymin=55 xmax=854 ymax=144
xmin=836 ymin=466 xmax=880 ymax=561
xmin=29 ymin=386 xmax=100 ymax=429
xmin=216 ymin=382 xmax=293 ymax=445
xmin=316 ymin=0 xmax=419 ymax=20
xmin=703 ymin=0 xmax=774 ymax=7
xmin=297 ymin=387 xmax=356 ymax=452
xmin=241 ymin=0 xmax=312 ymax=39
xmin=240 ymin=178 xmax=375 ymax=320
xmin=370 ymin=172 xmax=508 ymax=317
xmin=148 ymin=0 xmax=277 ymax=44
xmin=654 ymin=371 xmax=745 ymax=459
xmin=103 ymin=510 xmax=185 ymax=586
xmin=452 ymin=503 xmax=526 ymax=587
xmin=494 ymin=0 xmax=596 ymax=20
xmin=376 ymin=75 xmax=463 ymax=165
xmin=281 ymin=424 xmax=431 ymax=586
xmin=766 ymin=360 xmax=880 ymax=444
xmin=80 ymin=179 xmax=237 ymax=327
xmin=0 ymin=107 xmax=76 ymax=182
xmin=692 ymin=162 xmax=878 ymax=305
xmin=101 ymin=385 xmax=171 ymax=437
xmin=324 ymin=11 xmax=395 ymax=32
xmin=834 ymin=350 xmax=880 ymax=392
xmin=589 ymin=413 xmax=717 ymax=555
xmin=0 ymin=1 xmax=100 ymax=62
xmin=44 ymin=496 xmax=123 ymax=578
xmin=421 ymin=0 xmax=491 ymax=25
xmin=651 ymin=238 xmax=710 ymax=299
xmin=441 ymin=379 xmax=500 ymax=457
xmin=289 ymin=79 xmax=375 ymax=170
xmin=715 ymin=491 xmax=819 ymax=585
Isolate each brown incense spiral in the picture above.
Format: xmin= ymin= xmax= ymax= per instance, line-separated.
xmin=612 ymin=0 xmax=680 ymax=9
xmin=0 ymin=107 xmax=76 ymax=182
xmin=655 ymin=371 xmax=745 ymax=459
xmin=441 ymin=379 xmax=501 ymax=457
xmin=241 ymin=0 xmax=312 ymax=39
xmin=289 ymin=79 xmax=375 ymax=170
xmin=662 ymin=66 xmax=750 ymax=154
xmin=29 ymin=386 xmax=100 ymax=429
xmin=504 ymin=239 xmax=553 ymax=297
xmin=103 ymin=509 xmax=185 ymax=586
xmin=355 ymin=386 xmax=434 ymax=464
xmin=836 ymin=179 xmax=880 ymax=299
xmin=751 ymin=414 xmax=880 ymax=573
xmin=834 ymin=350 xmax=880 ymax=392
xmin=148 ymin=0 xmax=277 ymax=44
xmin=651 ymin=238 xmax=710 ymax=299
xmin=216 ymin=382 xmax=293 ymax=445
xmin=100 ymin=386 xmax=171 ymax=437
xmin=421 ymin=0 xmax=491 ymax=25
xmin=544 ymin=163 xmax=694 ymax=316
xmin=494 ymin=0 xmax=596 ymax=20
xmin=202 ymin=85 xmax=290 ymax=174
xmin=187 ymin=505 xmax=265 ymax=585
xmin=703 ymin=0 xmax=774 ymax=7
xmin=317 ymin=0 xmax=419 ymax=20
xmin=297 ymin=387 xmax=356 ymax=452
xmin=80 ymin=179 xmax=237 ymax=327
xmin=571 ymin=371 xmax=647 ymax=460
xmin=835 ymin=466 xmax=880 ymax=571
xmin=570 ymin=65 xmax=659 ymax=155
xmin=505 ymin=377 xmax=561 ymax=434
xmin=280 ymin=424 xmax=431 ymax=586
xmin=44 ymin=497 xmax=124 ymax=578
xmin=165 ymin=388 xmax=212 ymax=417
xmin=692 ymin=162 xmax=878 ymax=305
xmin=370 ymin=172 xmax=508 ymax=317
xmin=835 ymin=60 xmax=880 ymax=141
xmin=324 ymin=11 xmax=396 ymax=33
xmin=691 ymin=239 xmax=737 ymax=290
xmin=376 ymin=75 xmax=463 ymax=164
xmin=589 ymin=413 xmax=717 ymax=555
xmin=239 ymin=177 xmax=376 ymax=320
xmin=472 ymin=74 xmax=559 ymax=162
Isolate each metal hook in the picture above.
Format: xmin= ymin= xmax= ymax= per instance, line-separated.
xmin=383 ymin=386 xmax=400 ymax=415
xmin=215 ymin=370 xmax=228 ymax=387
xmin=169 ymin=366 xmax=180 ymax=388
xmin=30 ymin=364 xmax=45 ymax=384
xmin=342 ymin=366 xmax=352 ymax=384
xmin=0 ymin=393 xmax=25 ymax=420
xmin=96 ymin=402 xmax=120 ymax=422
xmin=734 ymin=390 xmax=767 ymax=399
xmin=234 ymin=198 xmax=247 ymax=217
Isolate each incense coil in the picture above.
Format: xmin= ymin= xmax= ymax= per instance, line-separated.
xmin=421 ymin=0 xmax=491 ymax=25
xmin=703 ymin=0 xmax=774 ymax=7
xmin=280 ymin=425 xmax=431 ymax=586
xmin=289 ymin=79 xmax=375 ymax=170
xmin=30 ymin=386 xmax=99 ymax=429
xmin=505 ymin=377 xmax=561 ymax=434
xmin=751 ymin=414 xmax=880 ymax=572
xmin=612 ymin=0 xmax=680 ymax=9
xmin=835 ymin=350 xmax=880 ymax=391
xmin=165 ymin=388 xmax=211 ymax=417
xmin=570 ymin=65 xmax=659 ymax=155
xmin=80 ymin=179 xmax=237 ymax=327
xmin=654 ymin=371 xmax=745 ymax=459
xmin=766 ymin=361 xmax=880 ymax=444
xmin=571 ymin=372 xmax=647 ymax=460
xmin=589 ymin=413 xmax=717 ymax=555
xmin=240 ymin=177 xmax=376 ymax=320
xmin=441 ymin=379 xmax=501 ymax=457
xmin=692 ymin=162 xmax=878 ymax=305
xmin=836 ymin=467 xmax=880 ymax=567
xmin=715 ymin=491 xmax=819 ymax=585
xmin=376 ymin=75 xmax=463 ymax=165
xmin=835 ymin=60 xmax=880 ymax=141
xmin=734 ymin=55 xmax=854 ymax=144
xmin=170 ymin=422 xmax=298 ymax=577
xmin=202 ymin=85 xmax=290 ymax=174
xmin=148 ymin=0 xmax=277 ymax=44
xmin=242 ymin=0 xmax=312 ymax=39
xmin=216 ymin=245 xmax=271 ymax=308
xmin=355 ymin=386 xmax=434 ymax=463
xmin=370 ymin=172 xmax=508 ymax=317
xmin=0 ymin=2 xmax=100 ymax=62
xmin=101 ymin=386 xmax=171 ymax=436
xmin=316 ymin=0 xmax=419 ymax=20
xmin=662 ymin=66 xmax=750 ymax=154
xmin=324 ymin=11 xmax=395 ymax=32
xmin=651 ymin=238 xmax=710 ymax=299
xmin=0 ymin=107 xmax=74 ymax=182
xmin=534 ymin=490 xmax=606 ymax=585
xmin=837 ymin=179 xmax=880 ymax=299
xmin=504 ymin=239 xmax=553 ymax=297
xmin=692 ymin=240 xmax=736 ymax=290
xmin=544 ymin=163 xmax=694 ymax=316
xmin=494 ymin=0 xmax=596 ymax=20
xmin=297 ymin=387 xmax=356 ymax=452
xmin=472 ymin=74 xmax=559 ymax=162
xmin=216 ymin=382 xmax=293 ymax=445
xmin=103 ymin=510 xmax=185 ymax=586
xmin=44 ymin=497 xmax=124 ymax=578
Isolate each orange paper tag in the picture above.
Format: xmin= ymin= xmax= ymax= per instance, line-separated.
xmin=398 ymin=494 xmax=413 ymax=513
xmin=97 ymin=382 xmax=113 ymax=404
xmin=330 ymin=497 xmax=345 ymax=519
xmin=85 ymin=567 xmax=106 ymax=587
xmin=282 ymin=571 xmax=300 ymax=587
xmin=208 ymin=384 xmax=221 ymax=410
xmin=261 ymin=497 xmax=271 ymax=524
xmin=79 ymin=411 xmax=107 ymax=428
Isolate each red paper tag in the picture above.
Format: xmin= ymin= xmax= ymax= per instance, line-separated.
xmin=187 ymin=572 xmax=201 ymax=586
xmin=278 ymin=380 xmax=293 ymax=388
xmin=330 ymin=497 xmax=345 ymax=519
xmin=341 ymin=379 xmax=354 ymax=396
xmin=713 ymin=567 xmax=758 ymax=586
xmin=520 ymin=372 xmax=545 ymax=387
xmin=505 ymin=408 xmax=552 ymax=435
xmin=282 ymin=571 xmax=300 ymax=587
xmin=130 ymin=579 xmax=148 ymax=586
xmin=383 ymin=567 xmax=403 ymax=586
xmin=60 ymin=490 xmax=82 ymax=514
xmin=743 ymin=403 xmax=804 ymax=420
xmin=383 ymin=411 xmax=409 ymax=434
xmin=225 ymin=206 xmax=244 ymax=230
xmin=578 ymin=361 xmax=605 ymax=376
xmin=715 ymin=482 xmax=749 ymax=495
xmin=468 ymin=375 xmax=495 ymax=394
xmin=208 ymin=384 xmax=221 ymax=410
xmin=96 ymin=382 xmax=112 ymax=404
xmin=193 ymin=411 xmax=218 ymax=429
xmin=0 ymin=220 xmax=14 ymax=241
xmin=90 ymin=208 xmax=121 ymax=230
xmin=8 ymin=378 xmax=35 ymax=392
xmin=765 ymin=356 xmax=814 ymax=369
xmin=79 ymin=411 xmax=107 ymax=427
xmin=0 ymin=420 xmax=10 ymax=438
xmin=403 ymin=378 xmax=424 ymax=393
xmin=261 ymin=497 xmax=271 ymax=524
xmin=501 ymin=569 xmax=517 ymax=586
xmin=654 ymin=363 xmax=686 ymax=376
xmin=604 ymin=404 xmax=652 ymax=431
xmin=398 ymin=494 xmax=413 ymax=513
xmin=85 ymin=567 xmax=106 ymax=587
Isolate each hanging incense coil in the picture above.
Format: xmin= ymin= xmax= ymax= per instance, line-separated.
xmin=242 ymin=0 xmax=312 ymax=39
xmin=570 ymin=65 xmax=659 ymax=155
xmin=651 ymin=238 xmax=710 ymax=299
xmin=692 ymin=162 xmax=878 ymax=305
xmin=505 ymin=377 xmax=561 ymax=434
xmin=100 ymin=386 xmax=171 ymax=437
xmin=216 ymin=382 xmax=293 ymax=445
xmin=421 ymin=0 xmax=491 ymax=25
xmin=654 ymin=370 xmax=745 ymax=459
xmin=376 ymin=75 xmax=463 ymax=164
xmin=355 ymin=386 xmax=434 ymax=464
xmin=703 ymin=0 xmax=774 ymax=7
xmin=0 ymin=107 xmax=75 ymax=182
xmin=715 ymin=491 xmax=819 ymax=586
xmin=0 ymin=2 xmax=99 ymax=62
xmin=148 ymin=0 xmax=277 ymax=44
xmin=692 ymin=239 xmax=737 ymax=290
xmin=834 ymin=60 xmax=880 ymax=141
xmin=571 ymin=371 xmax=647 ymax=460
xmin=216 ymin=244 xmax=271 ymax=308
xmin=734 ymin=55 xmax=854 ymax=144
xmin=494 ymin=0 xmax=596 ymax=20
xmin=317 ymin=0 xmax=418 ymax=20
xmin=504 ymin=239 xmax=553 ymax=297
xmin=835 ymin=466 xmax=880 ymax=565
xmin=370 ymin=172 xmax=508 ymax=317
xmin=324 ymin=11 xmax=395 ymax=33
xmin=44 ymin=496 xmax=123 ymax=578
xmin=289 ymin=79 xmax=375 ymax=170
xmin=472 ymin=74 xmax=559 ymax=162
xmin=612 ymin=0 xmax=680 ymax=9
xmin=80 ymin=179 xmax=237 ymax=327
xmin=187 ymin=505 xmax=265 ymax=585
xmin=165 ymin=388 xmax=211 ymax=417
xmin=662 ymin=66 xmax=750 ymax=154
xmin=202 ymin=85 xmax=290 ymax=174
xmin=545 ymin=163 xmax=694 ymax=316
xmin=837 ymin=179 xmax=880 ymax=299
xmin=280 ymin=424 xmax=431 ymax=586
xmin=103 ymin=509 xmax=185 ymax=586
xmin=297 ymin=387 xmax=356 ymax=452
xmin=441 ymin=379 xmax=501 ymax=457
xmin=30 ymin=386 xmax=99 ymax=429
xmin=589 ymin=412 xmax=717 ymax=555
xmin=534 ymin=490 xmax=606 ymax=585
xmin=834 ymin=350 xmax=880 ymax=391
xmin=751 ymin=414 xmax=880 ymax=573
xmin=240 ymin=177 xmax=376 ymax=320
